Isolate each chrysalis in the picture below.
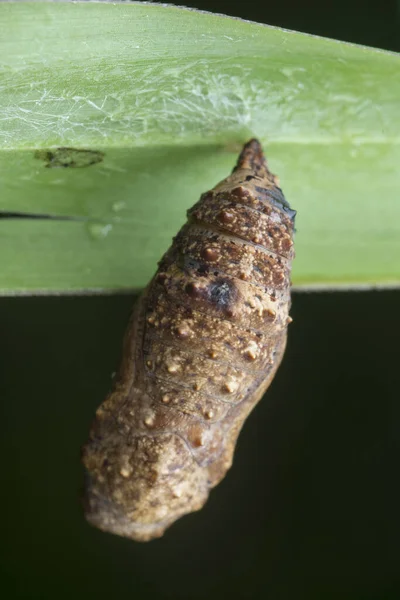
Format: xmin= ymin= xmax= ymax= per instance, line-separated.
xmin=82 ymin=139 xmax=296 ymax=541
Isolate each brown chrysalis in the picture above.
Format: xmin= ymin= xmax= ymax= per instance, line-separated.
xmin=82 ymin=139 xmax=296 ymax=541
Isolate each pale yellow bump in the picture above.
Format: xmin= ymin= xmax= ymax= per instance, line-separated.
xmin=120 ymin=466 xmax=132 ymax=478
xmin=244 ymin=341 xmax=259 ymax=361
xmin=265 ymin=308 xmax=276 ymax=318
xmin=244 ymin=349 xmax=257 ymax=361
xmin=161 ymin=394 xmax=171 ymax=404
xmin=223 ymin=380 xmax=238 ymax=394
xmin=208 ymin=348 xmax=218 ymax=359
xmin=147 ymin=315 xmax=155 ymax=325
xmin=173 ymin=488 xmax=182 ymax=499
xmin=167 ymin=363 xmax=180 ymax=374
xmin=204 ymin=409 xmax=215 ymax=420
xmin=146 ymin=360 xmax=153 ymax=368
xmin=193 ymin=434 xmax=205 ymax=447
xmin=287 ymin=316 xmax=293 ymax=324
xmin=144 ymin=415 xmax=155 ymax=427
xmin=176 ymin=326 xmax=190 ymax=339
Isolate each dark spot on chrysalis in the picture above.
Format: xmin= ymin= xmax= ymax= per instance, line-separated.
xmin=284 ymin=207 xmax=297 ymax=221
xmin=183 ymin=256 xmax=201 ymax=272
xmin=182 ymin=255 xmax=209 ymax=276
xmin=254 ymin=185 xmax=294 ymax=219
xmin=208 ymin=278 xmax=236 ymax=311
xmin=185 ymin=282 xmax=203 ymax=298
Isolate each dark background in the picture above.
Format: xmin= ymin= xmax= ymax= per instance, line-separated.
xmin=1 ymin=1 xmax=399 ymax=599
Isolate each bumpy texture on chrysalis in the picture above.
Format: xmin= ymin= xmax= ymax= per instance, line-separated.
xmin=82 ymin=139 xmax=296 ymax=541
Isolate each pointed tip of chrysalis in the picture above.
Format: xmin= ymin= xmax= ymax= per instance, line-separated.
xmin=233 ymin=138 xmax=268 ymax=174
xmin=231 ymin=139 xmax=296 ymax=220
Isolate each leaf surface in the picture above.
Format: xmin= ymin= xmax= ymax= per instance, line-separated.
xmin=1 ymin=1 xmax=399 ymax=293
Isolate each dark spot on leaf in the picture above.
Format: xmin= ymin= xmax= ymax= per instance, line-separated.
xmin=34 ymin=147 xmax=104 ymax=168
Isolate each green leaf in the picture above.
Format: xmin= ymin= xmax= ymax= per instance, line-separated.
xmin=1 ymin=1 xmax=399 ymax=294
